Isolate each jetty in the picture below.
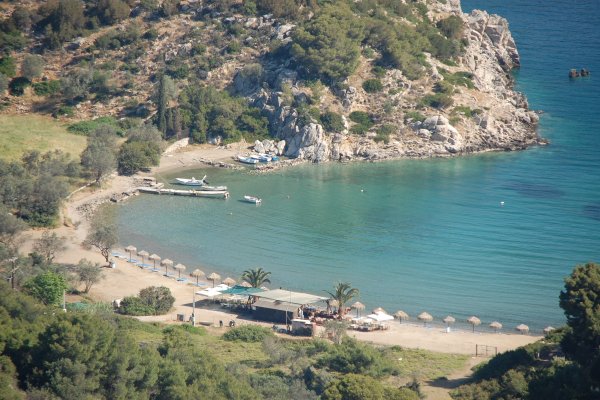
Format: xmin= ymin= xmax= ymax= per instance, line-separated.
xmin=137 ymin=187 xmax=229 ymax=199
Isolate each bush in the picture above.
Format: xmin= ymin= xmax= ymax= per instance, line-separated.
xmin=139 ymin=286 xmax=174 ymax=314
xmin=349 ymin=111 xmax=374 ymax=134
xmin=32 ymin=80 xmax=61 ymax=96
xmin=374 ymin=124 xmax=395 ymax=144
xmin=404 ymin=110 xmax=426 ymax=123
xmin=120 ymin=296 xmax=155 ymax=316
xmin=54 ymin=105 xmax=75 ymax=118
xmin=21 ymin=54 xmax=44 ymax=80
xmin=222 ymin=325 xmax=274 ymax=342
xmin=8 ymin=76 xmax=30 ymax=96
xmin=437 ymin=15 xmax=464 ymax=40
xmin=67 ymin=116 xmax=122 ymax=135
xmin=117 ymin=141 xmax=161 ymax=175
xmin=320 ymin=111 xmax=345 ymax=133
xmin=0 ymin=56 xmax=16 ymax=77
xmin=0 ymin=73 xmax=8 ymax=94
xmin=362 ymin=79 xmax=383 ymax=93
xmin=317 ymin=338 xmax=398 ymax=377
xmin=421 ymin=93 xmax=454 ymax=109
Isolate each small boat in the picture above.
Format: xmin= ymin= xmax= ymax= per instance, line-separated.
xmin=237 ymin=155 xmax=259 ymax=164
xmin=243 ymin=195 xmax=261 ymax=204
xmin=194 ymin=190 xmax=229 ymax=199
xmin=197 ymin=185 xmax=228 ymax=191
xmin=175 ymin=175 xmax=207 ymax=186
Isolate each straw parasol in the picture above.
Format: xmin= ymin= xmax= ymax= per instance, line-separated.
xmin=543 ymin=326 xmax=555 ymax=334
xmin=161 ymin=258 xmax=173 ymax=276
xmin=467 ymin=316 xmax=481 ymax=332
xmin=125 ymin=245 xmax=137 ymax=261
xmin=239 ymin=281 xmax=252 ymax=288
xmin=394 ymin=310 xmax=409 ymax=323
xmin=418 ymin=312 xmax=433 ymax=327
xmin=174 ymin=264 xmax=186 ymax=280
xmin=372 ymin=307 xmax=387 ymax=314
xmin=489 ymin=321 xmax=503 ymax=333
xmin=207 ymin=272 xmax=221 ymax=288
xmin=223 ymin=277 xmax=236 ymax=286
xmin=190 ymin=269 xmax=205 ymax=286
xmin=443 ymin=315 xmax=456 ymax=327
xmin=351 ymin=301 xmax=365 ymax=317
xmin=137 ymin=250 xmax=149 ymax=265
xmin=149 ymin=254 xmax=161 ymax=269
xmin=516 ymin=324 xmax=529 ymax=334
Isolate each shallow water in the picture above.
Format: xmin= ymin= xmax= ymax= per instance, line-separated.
xmin=118 ymin=0 xmax=600 ymax=332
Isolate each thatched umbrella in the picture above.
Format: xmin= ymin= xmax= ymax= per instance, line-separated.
xmin=516 ymin=324 xmax=529 ymax=335
xmin=372 ymin=307 xmax=387 ymax=314
xmin=137 ymin=250 xmax=149 ymax=266
xmin=125 ymin=245 xmax=137 ymax=261
xmin=207 ymin=272 xmax=221 ymax=288
xmin=174 ymin=264 xmax=186 ymax=280
xmin=190 ymin=269 xmax=205 ymax=286
xmin=543 ymin=326 xmax=555 ymax=334
xmin=394 ymin=310 xmax=409 ymax=323
xmin=443 ymin=315 xmax=456 ymax=328
xmin=489 ymin=321 xmax=503 ymax=333
xmin=239 ymin=281 xmax=252 ymax=288
xmin=418 ymin=312 xmax=433 ymax=327
xmin=351 ymin=301 xmax=365 ymax=317
xmin=467 ymin=316 xmax=481 ymax=333
xmin=149 ymin=254 xmax=161 ymax=270
xmin=161 ymin=258 xmax=173 ymax=276
xmin=223 ymin=277 xmax=236 ymax=286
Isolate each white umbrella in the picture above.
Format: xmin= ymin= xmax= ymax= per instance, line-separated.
xmin=516 ymin=324 xmax=529 ymax=334
xmin=418 ymin=312 xmax=433 ymax=327
xmin=161 ymin=258 xmax=173 ymax=276
xmin=125 ymin=245 xmax=137 ymax=261
xmin=190 ymin=269 xmax=205 ymax=286
xmin=372 ymin=307 xmax=387 ymax=314
xmin=351 ymin=301 xmax=365 ymax=317
xmin=467 ymin=316 xmax=481 ymax=333
xmin=394 ymin=310 xmax=409 ymax=323
xmin=174 ymin=264 xmax=186 ymax=280
xmin=443 ymin=315 xmax=456 ymax=327
xmin=207 ymin=272 xmax=221 ymax=288
xmin=489 ymin=321 xmax=503 ymax=333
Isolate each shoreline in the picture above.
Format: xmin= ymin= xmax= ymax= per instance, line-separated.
xmin=17 ymin=142 xmax=543 ymax=358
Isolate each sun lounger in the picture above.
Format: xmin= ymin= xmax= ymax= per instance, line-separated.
xmin=176 ymin=277 xmax=188 ymax=282
xmin=127 ymin=258 xmax=138 ymax=263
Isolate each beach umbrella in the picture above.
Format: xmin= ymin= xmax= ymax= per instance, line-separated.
xmin=394 ymin=310 xmax=409 ymax=323
xmin=418 ymin=312 xmax=433 ymax=327
xmin=351 ymin=301 xmax=365 ymax=317
xmin=372 ymin=307 xmax=387 ymax=314
xmin=543 ymin=326 xmax=555 ymax=334
xmin=223 ymin=277 xmax=236 ymax=286
xmin=489 ymin=321 xmax=503 ymax=333
xmin=190 ymin=269 xmax=205 ymax=286
xmin=516 ymin=324 xmax=529 ymax=334
xmin=239 ymin=281 xmax=252 ymax=288
xmin=161 ymin=258 xmax=173 ymax=276
xmin=443 ymin=316 xmax=456 ymax=327
xmin=467 ymin=316 xmax=481 ymax=332
xmin=137 ymin=250 xmax=149 ymax=265
xmin=125 ymin=245 xmax=137 ymax=261
xmin=207 ymin=272 xmax=221 ymax=288
xmin=174 ymin=264 xmax=186 ymax=279
xmin=149 ymin=254 xmax=161 ymax=269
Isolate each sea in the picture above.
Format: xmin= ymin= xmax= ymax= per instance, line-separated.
xmin=117 ymin=0 xmax=600 ymax=333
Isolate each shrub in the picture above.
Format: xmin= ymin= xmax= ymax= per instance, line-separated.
xmin=0 ymin=73 xmax=8 ymax=94
xmin=317 ymin=338 xmax=398 ymax=377
xmin=362 ymin=78 xmax=383 ymax=93
xmin=421 ymin=93 xmax=454 ymax=109
xmin=404 ymin=110 xmax=425 ymax=123
xmin=0 ymin=55 xmax=17 ymax=77
xmin=21 ymin=54 xmax=44 ymax=80
xmin=349 ymin=111 xmax=374 ymax=134
xmin=54 ymin=105 xmax=75 ymax=118
xmin=120 ymin=296 xmax=155 ymax=316
xmin=67 ymin=116 xmax=122 ymax=135
xmin=320 ymin=111 xmax=345 ymax=133
xmin=374 ymin=124 xmax=395 ymax=144
xmin=139 ymin=286 xmax=174 ymax=314
xmin=117 ymin=141 xmax=161 ymax=175
xmin=437 ymin=15 xmax=464 ymax=40
xmin=222 ymin=325 xmax=274 ymax=342
xmin=8 ymin=76 xmax=30 ymax=96
xmin=32 ymin=80 xmax=61 ymax=96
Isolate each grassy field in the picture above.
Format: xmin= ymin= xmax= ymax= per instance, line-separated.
xmin=0 ymin=114 xmax=87 ymax=161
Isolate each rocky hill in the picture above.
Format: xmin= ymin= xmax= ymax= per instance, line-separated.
xmin=0 ymin=0 xmax=542 ymax=162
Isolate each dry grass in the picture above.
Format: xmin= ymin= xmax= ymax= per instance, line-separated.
xmin=0 ymin=114 xmax=87 ymax=161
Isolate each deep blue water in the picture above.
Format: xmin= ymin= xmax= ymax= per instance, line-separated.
xmin=118 ymin=0 xmax=600 ymax=332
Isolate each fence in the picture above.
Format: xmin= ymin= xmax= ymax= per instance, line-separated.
xmin=475 ymin=344 xmax=498 ymax=357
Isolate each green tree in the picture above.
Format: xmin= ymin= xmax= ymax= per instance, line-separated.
xmin=326 ymin=282 xmax=359 ymax=318
xmin=0 ymin=206 xmax=26 ymax=247
xmin=74 ymin=258 xmax=104 ymax=293
xmin=32 ymin=232 xmax=66 ymax=265
xmin=22 ymin=271 xmax=67 ymax=306
xmin=0 ymin=56 xmax=16 ymax=77
xmin=20 ymin=54 xmax=44 ymax=80
xmin=81 ymin=126 xmax=118 ymax=183
xmin=437 ymin=15 xmax=464 ymax=40
xmin=241 ymin=267 xmax=271 ymax=288
xmin=154 ymin=74 xmax=177 ymax=135
xmin=323 ymin=374 xmax=418 ymax=400
xmin=84 ymin=206 xmax=118 ymax=264
xmin=117 ymin=141 xmax=161 ymax=175
xmin=320 ymin=111 xmax=345 ymax=133
xmin=139 ymin=286 xmax=174 ymax=314
xmin=559 ymin=262 xmax=600 ymax=386
xmin=362 ymin=78 xmax=383 ymax=93
xmin=96 ymin=0 xmax=130 ymax=25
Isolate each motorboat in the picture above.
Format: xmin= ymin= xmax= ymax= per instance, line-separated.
xmin=237 ymin=155 xmax=259 ymax=164
xmin=243 ymin=195 xmax=261 ymax=204
xmin=174 ymin=175 xmax=207 ymax=186
xmin=197 ymin=185 xmax=228 ymax=191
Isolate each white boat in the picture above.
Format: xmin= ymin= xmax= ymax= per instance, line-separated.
xmin=175 ymin=175 xmax=207 ymax=186
xmin=198 ymin=185 xmax=228 ymax=191
xmin=243 ymin=195 xmax=261 ymax=204
xmin=194 ymin=190 xmax=229 ymax=199
xmin=237 ymin=155 xmax=259 ymax=164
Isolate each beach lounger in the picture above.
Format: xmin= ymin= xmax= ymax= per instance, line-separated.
xmin=127 ymin=258 xmax=139 ymax=263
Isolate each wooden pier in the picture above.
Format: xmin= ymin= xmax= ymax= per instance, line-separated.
xmin=137 ymin=187 xmax=229 ymax=199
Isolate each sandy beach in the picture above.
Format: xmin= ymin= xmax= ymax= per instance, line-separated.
xmin=22 ymin=143 xmax=542 ymax=358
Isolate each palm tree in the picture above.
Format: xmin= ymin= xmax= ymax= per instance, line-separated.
xmin=241 ymin=267 xmax=271 ymax=288
xmin=326 ymin=282 xmax=359 ymax=318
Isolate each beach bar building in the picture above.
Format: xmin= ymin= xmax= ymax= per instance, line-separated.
xmin=252 ymin=289 xmax=328 ymax=323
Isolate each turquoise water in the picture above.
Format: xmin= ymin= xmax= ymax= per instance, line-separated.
xmin=118 ymin=0 xmax=600 ymax=332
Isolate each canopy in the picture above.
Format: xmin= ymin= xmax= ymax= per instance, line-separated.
xmin=257 ymin=289 xmax=328 ymax=305
xmin=221 ymin=285 xmax=265 ymax=295
xmin=366 ymin=313 xmax=394 ymax=322
xmin=196 ymin=284 xmax=229 ymax=298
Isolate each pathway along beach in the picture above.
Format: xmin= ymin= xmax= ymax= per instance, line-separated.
xmin=22 ymin=144 xmax=541 ymax=358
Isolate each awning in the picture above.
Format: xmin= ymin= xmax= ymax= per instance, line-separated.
xmin=253 ymin=299 xmax=299 ymax=313
xmin=220 ymin=285 xmax=265 ymax=295
xmin=196 ymin=284 xmax=229 ymax=297
xmin=256 ymin=289 xmax=328 ymax=305
xmin=366 ymin=313 xmax=394 ymax=322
